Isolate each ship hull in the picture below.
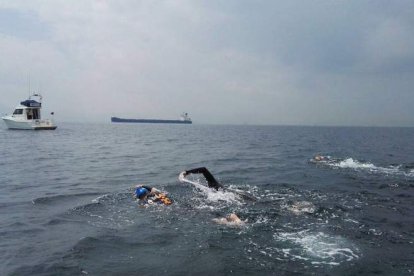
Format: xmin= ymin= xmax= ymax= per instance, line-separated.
xmin=111 ymin=117 xmax=192 ymax=124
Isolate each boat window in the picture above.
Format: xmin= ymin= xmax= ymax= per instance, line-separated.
xmin=13 ymin=109 xmax=23 ymax=115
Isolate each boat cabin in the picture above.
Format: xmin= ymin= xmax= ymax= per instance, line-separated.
xmin=13 ymin=100 xmax=42 ymax=120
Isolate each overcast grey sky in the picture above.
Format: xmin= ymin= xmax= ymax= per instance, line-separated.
xmin=1 ymin=1 xmax=413 ymax=126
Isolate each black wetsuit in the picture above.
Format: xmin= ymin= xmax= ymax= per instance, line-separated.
xmin=184 ymin=167 xmax=223 ymax=190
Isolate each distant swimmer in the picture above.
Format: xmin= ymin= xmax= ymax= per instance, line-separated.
xmin=180 ymin=167 xmax=256 ymax=201
xmin=212 ymin=213 xmax=246 ymax=227
xmin=312 ymin=154 xmax=337 ymax=163
xmin=134 ymin=185 xmax=172 ymax=206
xmin=314 ymin=155 xmax=327 ymax=162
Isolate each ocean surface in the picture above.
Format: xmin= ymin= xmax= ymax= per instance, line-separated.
xmin=1 ymin=123 xmax=413 ymax=275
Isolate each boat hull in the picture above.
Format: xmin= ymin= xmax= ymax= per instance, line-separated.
xmin=111 ymin=117 xmax=192 ymax=124
xmin=2 ymin=117 xmax=57 ymax=130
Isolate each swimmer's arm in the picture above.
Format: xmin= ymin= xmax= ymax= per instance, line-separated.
xmin=184 ymin=167 xmax=223 ymax=190
xmin=149 ymin=187 xmax=162 ymax=196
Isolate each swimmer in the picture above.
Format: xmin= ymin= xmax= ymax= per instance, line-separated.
xmin=312 ymin=155 xmax=338 ymax=164
xmin=314 ymin=154 xmax=326 ymax=161
xmin=134 ymin=185 xmax=172 ymax=205
xmin=212 ymin=213 xmax=246 ymax=226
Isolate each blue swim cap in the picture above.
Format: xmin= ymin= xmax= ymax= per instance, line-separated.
xmin=135 ymin=187 xmax=149 ymax=199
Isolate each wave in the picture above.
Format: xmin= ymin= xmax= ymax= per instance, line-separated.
xmin=66 ymin=192 xmax=140 ymax=229
xmin=32 ymin=192 xmax=103 ymax=205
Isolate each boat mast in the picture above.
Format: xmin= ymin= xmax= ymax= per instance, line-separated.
xmin=28 ymin=75 xmax=31 ymax=98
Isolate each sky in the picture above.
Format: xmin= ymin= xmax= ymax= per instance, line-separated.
xmin=0 ymin=0 xmax=413 ymax=126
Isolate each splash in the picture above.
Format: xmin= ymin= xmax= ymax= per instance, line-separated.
xmin=283 ymin=201 xmax=316 ymax=215
xmin=179 ymin=172 xmax=244 ymax=204
xmin=314 ymin=156 xmax=414 ymax=177
xmin=333 ymin=158 xmax=413 ymax=177
xmin=274 ymin=230 xmax=360 ymax=265
xmin=335 ymin=158 xmax=376 ymax=170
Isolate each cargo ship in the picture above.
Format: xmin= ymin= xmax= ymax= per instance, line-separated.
xmin=111 ymin=112 xmax=192 ymax=124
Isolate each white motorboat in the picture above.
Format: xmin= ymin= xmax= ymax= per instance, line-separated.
xmin=2 ymin=94 xmax=57 ymax=130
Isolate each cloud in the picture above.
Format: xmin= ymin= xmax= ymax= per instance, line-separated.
xmin=362 ymin=17 xmax=414 ymax=73
xmin=0 ymin=1 xmax=413 ymax=126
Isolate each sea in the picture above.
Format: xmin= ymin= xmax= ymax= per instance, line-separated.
xmin=0 ymin=123 xmax=413 ymax=275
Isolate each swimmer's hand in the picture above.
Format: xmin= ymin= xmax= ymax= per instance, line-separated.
xmin=178 ymin=171 xmax=186 ymax=182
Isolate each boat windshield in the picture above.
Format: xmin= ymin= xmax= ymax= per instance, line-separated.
xmin=13 ymin=109 xmax=23 ymax=115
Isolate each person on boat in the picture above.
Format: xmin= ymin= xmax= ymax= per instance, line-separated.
xmin=181 ymin=167 xmax=224 ymax=190
xmin=134 ymin=185 xmax=172 ymax=205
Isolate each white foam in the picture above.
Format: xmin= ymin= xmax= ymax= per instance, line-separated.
xmin=194 ymin=203 xmax=215 ymax=210
xmin=326 ymin=158 xmax=413 ymax=177
xmin=180 ymin=174 xmax=243 ymax=204
xmin=335 ymin=158 xmax=376 ymax=169
xmin=206 ymin=189 xmax=241 ymax=203
xmin=253 ymin=215 xmax=270 ymax=225
xmin=344 ymin=218 xmax=359 ymax=224
xmin=92 ymin=194 xmax=110 ymax=203
xmin=274 ymin=230 xmax=359 ymax=265
xmin=368 ymin=228 xmax=383 ymax=236
xmin=283 ymin=201 xmax=316 ymax=215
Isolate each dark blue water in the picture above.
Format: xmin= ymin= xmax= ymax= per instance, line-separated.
xmin=1 ymin=123 xmax=413 ymax=275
